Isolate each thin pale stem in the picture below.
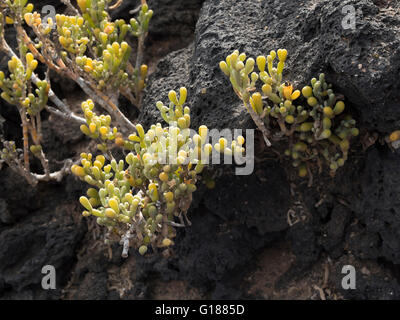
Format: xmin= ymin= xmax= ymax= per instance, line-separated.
xmin=19 ymin=109 xmax=30 ymax=171
xmin=243 ymin=101 xmax=272 ymax=147
xmin=15 ymin=25 xmax=135 ymax=132
xmin=109 ymin=0 xmax=123 ymax=10
xmin=60 ymin=0 xmax=80 ymax=15
xmin=45 ymin=105 xmax=86 ymax=124
xmin=36 ymin=149 xmax=50 ymax=179
xmin=69 ymin=73 xmax=135 ymax=132
xmin=0 ymin=38 xmax=86 ymax=125
xmin=31 ymin=158 xmax=73 ymax=182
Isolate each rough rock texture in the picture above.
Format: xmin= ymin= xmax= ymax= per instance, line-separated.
xmin=111 ymin=0 xmax=205 ymax=64
xmin=330 ymin=254 xmax=400 ymax=300
xmin=352 ymin=147 xmax=400 ymax=263
xmin=1 ymin=0 xmax=400 ymax=300
xmin=0 ymin=173 xmax=86 ymax=299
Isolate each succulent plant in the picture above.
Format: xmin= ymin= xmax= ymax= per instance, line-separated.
xmin=0 ymin=35 xmax=49 ymax=182
xmin=73 ymin=88 xmax=245 ymax=256
xmin=0 ymin=54 xmax=48 ymax=117
xmin=0 ymin=0 xmax=153 ymax=185
xmin=220 ymin=49 xmax=359 ymax=178
xmin=52 ymin=2 xmax=152 ymax=93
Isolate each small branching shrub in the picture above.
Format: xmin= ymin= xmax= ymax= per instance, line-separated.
xmin=220 ymin=49 xmax=359 ymax=178
xmin=0 ymin=0 xmax=152 ymax=185
xmin=0 ymin=0 xmax=245 ymax=257
xmin=73 ymin=88 xmax=245 ymax=256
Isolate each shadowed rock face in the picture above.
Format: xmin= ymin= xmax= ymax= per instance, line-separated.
xmin=1 ymin=0 xmax=400 ymax=299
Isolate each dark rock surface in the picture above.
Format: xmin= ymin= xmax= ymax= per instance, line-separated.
xmin=0 ymin=176 xmax=86 ymax=299
xmin=0 ymin=0 xmax=400 ymax=299
xmin=330 ymin=255 xmax=400 ymax=300
xmin=352 ymin=147 xmax=400 ymax=263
